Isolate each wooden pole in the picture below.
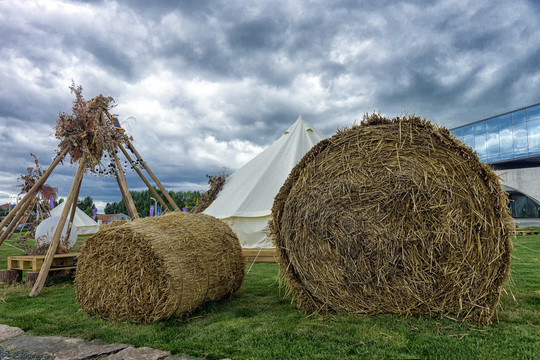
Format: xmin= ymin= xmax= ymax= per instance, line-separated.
xmin=0 ymin=148 xmax=69 ymax=245
xmin=118 ymin=143 xmax=171 ymax=212
xmin=124 ymin=139 xmax=181 ymax=212
xmin=2 ymin=221 xmax=18 ymax=242
xmin=41 ymin=200 xmax=51 ymax=219
xmin=29 ymin=153 xmax=87 ymax=297
xmin=115 ymin=171 xmax=134 ymax=219
xmin=2 ymin=208 xmax=25 ymax=243
xmin=37 ymin=201 xmax=44 ymax=222
xmin=113 ymin=152 xmax=139 ymax=219
xmin=64 ymin=175 xmax=83 ymax=241
xmin=1 ymin=195 xmax=39 ymax=245
xmin=1 ymin=195 xmax=36 ymax=242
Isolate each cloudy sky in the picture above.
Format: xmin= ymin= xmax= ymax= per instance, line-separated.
xmin=1 ymin=0 xmax=539 ymax=212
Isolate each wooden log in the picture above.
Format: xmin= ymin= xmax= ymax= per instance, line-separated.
xmin=125 ymin=139 xmax=181 ymax=212
xmin=30 ymin=153 xmax=87 ymax=297
xmin=113 ymin=152 xmax=139 ymax=219
xmin=0 ymin=269 xmax=22 ymax=285
xmin=0 ymin=147 xmax=69 ymax=246
xmin=118 ymin=143 xmax=171 ymax=212
xmin=26 ymin=272 xmax=48 ymax=288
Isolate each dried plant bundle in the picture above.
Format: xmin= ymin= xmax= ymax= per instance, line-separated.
xmin=55 ymin=84 xmax=130 ymax=169
xmin=270 ymin=114 xmax=512 ymax=325
xmin=193 ymin=171 xmax=228 ymax=213
xmin=76 ymin=212 xmax=245 ymax=322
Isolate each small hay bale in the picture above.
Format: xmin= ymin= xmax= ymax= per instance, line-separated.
xmin=270 ymin=114 xmax=512 ymax=325
xmin=76 ymin=212 xmax=244 ymax=322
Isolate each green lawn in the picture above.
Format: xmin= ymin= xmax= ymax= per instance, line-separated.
xmin=0 ymin=233 xmax=538 ymax=360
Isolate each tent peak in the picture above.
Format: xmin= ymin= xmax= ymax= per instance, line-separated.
xmin=284 ymin=115 xmax=318 ymax=135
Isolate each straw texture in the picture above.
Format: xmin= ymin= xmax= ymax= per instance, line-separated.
xmin=270 ymin=114 xmax=512 ymax=325
xmin=110 ymin=220 xmax=130 ymax=227
xmin=76 ymin=212 xmax=244 ymax=322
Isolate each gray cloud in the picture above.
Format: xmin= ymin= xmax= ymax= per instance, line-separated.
xmin=227 ymin=17 xmax=286 ymax=52
xmin=1 ymin=0 xmax=540 ymax=210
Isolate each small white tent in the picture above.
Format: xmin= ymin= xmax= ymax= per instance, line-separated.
xmin=204 ymin=115 xmax=325 ymax=248
xmin=50 ymin=201 xmax=100 ymax=235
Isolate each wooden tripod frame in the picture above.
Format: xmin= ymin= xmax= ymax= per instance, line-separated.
xmin=0 ymin=108 xmax=178 ymax=296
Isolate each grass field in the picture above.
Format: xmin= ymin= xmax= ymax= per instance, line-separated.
xmin=0 ymin=232 xmax=538 ymax=359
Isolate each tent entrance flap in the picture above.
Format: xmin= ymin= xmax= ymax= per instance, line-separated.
xmin=223 ymin=216 xmax=273 ymax=249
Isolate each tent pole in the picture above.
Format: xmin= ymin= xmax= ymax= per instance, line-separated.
xmin=113 ymin=152 xmax=139 ymax=219
xmin=118 ymin=144 xmax=171 ymax=212
xmin=115 ymin=172 xmax=134 ymax=219
xmin=0 ymin=147 xmax=69 ymax=246
xmin=30 ymin=152 xmax=87 ymax=297
xmin=124 ymin=139 xmax=180 ymax=212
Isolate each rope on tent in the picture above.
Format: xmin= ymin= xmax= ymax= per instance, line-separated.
xmin=246 ymin=247 xmax=263 ymax=274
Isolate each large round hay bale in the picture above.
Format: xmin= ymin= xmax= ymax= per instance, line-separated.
xmin=76 ymin=212 xmax=244 ymax=322
xmin=270 ymin=114 xmax=512 ymax=324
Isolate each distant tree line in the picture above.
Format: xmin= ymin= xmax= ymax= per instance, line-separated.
xmin=104 ymin=188 xmax=201 ymax=217
xmin=51 ymin=189 xmax=201 ymax=219
xmin=77 ymin=196 xmax=95 ymax=217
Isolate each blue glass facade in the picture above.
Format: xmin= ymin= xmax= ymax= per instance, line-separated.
xmin=451 ymin=103 xmax=540 ymax=164
xmin=508 ymin=190 xmax=540 ymax=218
xmin=451 ymin=103 xmax=540 ymax=218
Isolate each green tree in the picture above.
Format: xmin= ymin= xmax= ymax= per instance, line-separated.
xmin=53 ymin=198 xmax=64 ymax=207
xmin=103 ymin=188 xmax=201 ymax=218
xmin=104 ymin=202 xmax=120 ymax=214
xmin=105 ymin=198 xmax=127 ymax=216
xmin=77 ymin=196 xmax=95 ymax=217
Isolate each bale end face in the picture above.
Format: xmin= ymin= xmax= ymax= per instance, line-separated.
xmin=76 ymin=212 xmax=244 ymax=322
xmin=270 ymin=114 xmax=512 ymax=325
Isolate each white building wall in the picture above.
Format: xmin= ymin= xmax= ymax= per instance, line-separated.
xmin=495 ymin=167 xmax=540 ymax=203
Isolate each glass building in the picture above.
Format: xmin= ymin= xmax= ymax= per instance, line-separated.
xmin=451 ymin=103 xmax=540 ymax=218
xmin=507 ymin=188 xmax=540 ymax=218
xmin=451 ymin=103 xmax=540 ymax=168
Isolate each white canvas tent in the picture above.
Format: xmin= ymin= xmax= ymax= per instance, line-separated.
xmin=204 ymin=115 xmax=325 ymax=248
xmin=50 ymin=201 xmax=99 ymax=235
